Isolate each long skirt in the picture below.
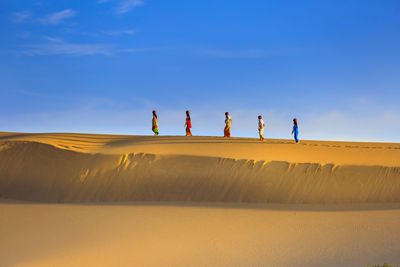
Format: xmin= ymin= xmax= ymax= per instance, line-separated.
xmin=186 ymin=127 xmax=192 ymax=136
xmin=153 ymin=127 xmax=159 ymax=136
xmin=224 ymin=125 xmax=231 ymax=137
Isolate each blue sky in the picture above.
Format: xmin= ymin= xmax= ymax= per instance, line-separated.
xmin=1 ymin=0 xmax=400 ymax=141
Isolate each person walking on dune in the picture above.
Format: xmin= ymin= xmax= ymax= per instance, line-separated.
xmin=185 ymin=110 xmax=192 ymax=136
xmin=292 ymin=118 xmax=299 ymax=143
xmin=224 ymin=112 xmax=232 ymax=138
xmin=258 ymin=115 xmax=265 ymax=141
xmin=152 ymin=110 xmax=159 ymax=136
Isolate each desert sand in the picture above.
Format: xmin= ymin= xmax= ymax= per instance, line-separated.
xmin=1 ymin=132 xmax=400 ymax=266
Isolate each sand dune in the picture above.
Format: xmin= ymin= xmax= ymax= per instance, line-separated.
xmin=1 ymin=132 xmax=400 ymax=266
xmin=1 ymin=202 xmax=400 ymax=267
xmin=1 ymin=133 xmax=400 ymax=203
xmin=2 ymin=132 xmax=400 ymax=165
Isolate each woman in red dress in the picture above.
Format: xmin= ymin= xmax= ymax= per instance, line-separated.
xmin=185 ymin=110 xmax=192 ymax=136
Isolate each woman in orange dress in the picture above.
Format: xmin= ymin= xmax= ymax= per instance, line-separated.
xmin=224 ymin=112 xmax=232 ymax=138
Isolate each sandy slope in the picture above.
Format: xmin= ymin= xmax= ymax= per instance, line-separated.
xmin=1 ymin=132 xmax=400 ymax=266
xmin=1 ymin=132 xmax=400 ymax=203
xmin=1 ymin=202 xmax=400 ymax=267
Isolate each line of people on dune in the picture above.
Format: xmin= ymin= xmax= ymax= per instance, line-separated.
xmin=152 ymin=110 xmax=299 ymax=143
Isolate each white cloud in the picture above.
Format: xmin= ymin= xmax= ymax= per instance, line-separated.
xmin=39 ymin=9 xmax=76 ymax=25
xmin=13 ymin=11 xmax=32 ymax=23
xmin=116 ymin=0 xmax=143 ymax=14
xmin=120 ymin=47 xmax=156 ymax=53
xmin=102 ymin=29 xmax=137 ymax=36
xmin=21 ymin=41 xmax=114 ymax=56
xmin=42 ymin=36 xmax=64 ymax=43
xmin=19 ymin=38 xmax=154 ymax=56
xmin=202 ymin=49 xmax=275 ymax=59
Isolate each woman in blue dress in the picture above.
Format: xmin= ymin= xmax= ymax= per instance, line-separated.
xmin=291 ymin=118 xmax=299 ymax=143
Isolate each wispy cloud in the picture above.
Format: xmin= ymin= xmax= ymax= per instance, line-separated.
xmin=21 ymin=38 xmax=114 ymax=56
xmin=102 ymin=29 xmax=136 ymax=36
xmin=202 ymin=49 xmax=275 ymax=59
xmin=98 ymin=0 xmax=144 ymax=14
xmin=18 ymin=37 xmax=154 ymax=56
xmin=13 ymin=11 xmax=32 ymax=23
xmin=120 ymin=47 xmax=157 ymax=53
xmin=39 ymin=9 xmax=76 ymax=25
xmin=42 ymin=36 xmax=64 ymax=42
xmin=116 ymin=0 xmax=144 ymax=14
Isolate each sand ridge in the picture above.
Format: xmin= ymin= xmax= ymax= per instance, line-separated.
xmin=1 ymin=132 xmax=400 ymax=166
xmin=1 ymin=133 xmax=400 ymax=204
xmin=1 ymin=132 xmax=400 ymax=266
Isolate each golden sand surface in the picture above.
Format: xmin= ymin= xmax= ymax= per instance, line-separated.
xmin=1 ymin=202 xmax=400 ymax=267
xmin=1 ymin=132 xmax=400 ymax=203
xmin=1 ymin=132 xmax=400 ymax=266
xmin=1 ymin=132 xmax=400 ymax=166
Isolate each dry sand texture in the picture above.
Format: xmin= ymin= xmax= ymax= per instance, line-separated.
xmin=1 ymin=132 xmax=400 ymax=203
xmin=1 ymin=132 xmax=400 ymax=266
xmin=1 ymin=202 xmax=400 ymax=267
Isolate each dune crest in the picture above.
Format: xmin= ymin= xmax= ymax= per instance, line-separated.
xmin=1 ymin=140 xmax=400 ymax=203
